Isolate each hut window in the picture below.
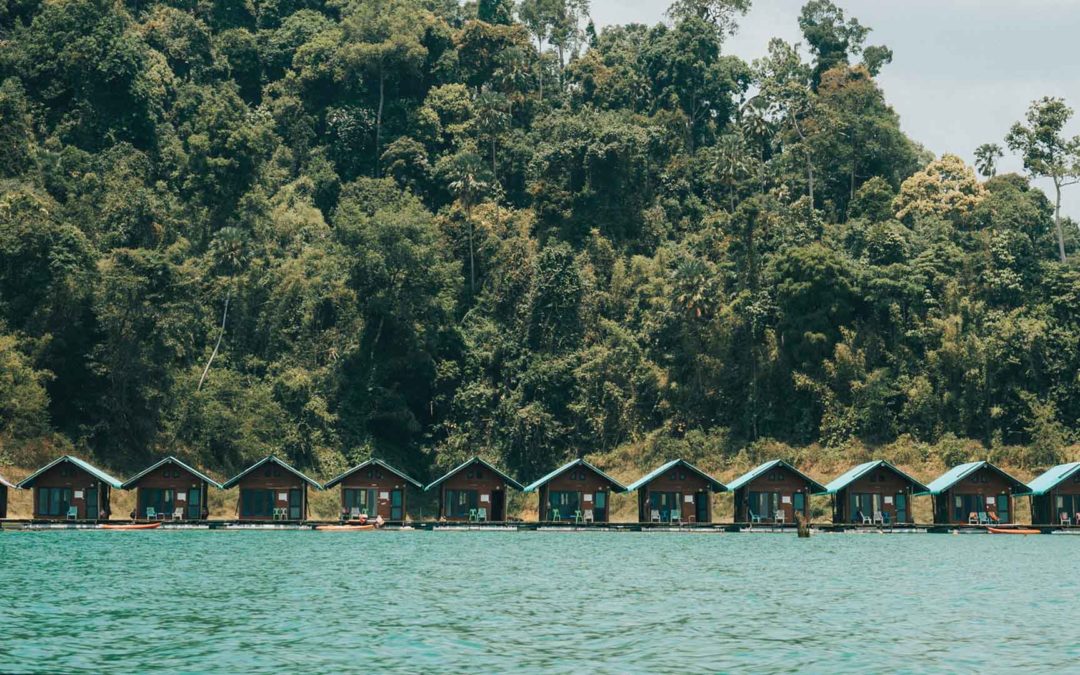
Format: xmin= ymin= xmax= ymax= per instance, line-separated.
xmin=264 ymin=467 xmax=272 ymax=477
xmin=476 ymin=469 xmax=484 ymax=479
xmin=679 ymin=472 xmax=686 ymax=480
xmin=466 ymin=470 xmax=474 ymax=479
xmin=366 ymin=470 xmax=373 ymax=479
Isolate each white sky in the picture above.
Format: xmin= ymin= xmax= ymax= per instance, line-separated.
xmin=590 ymin=0 xmax=1080 ymax=221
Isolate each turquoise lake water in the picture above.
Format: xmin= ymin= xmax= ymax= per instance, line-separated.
xmin=1 ymin=530 xmax=1078 ymax=673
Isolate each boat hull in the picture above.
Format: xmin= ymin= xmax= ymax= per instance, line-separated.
xmin=101 ymin=522 xmax=162 ymax=530
xmin=314 ymin=524 xmax=376 ymax=531
xmin=988 ymin=527 xmax=1040 ymax=535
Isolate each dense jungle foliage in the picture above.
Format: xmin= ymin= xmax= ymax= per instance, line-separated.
xmin=1 ymin=0 xmax=1078 ymax=482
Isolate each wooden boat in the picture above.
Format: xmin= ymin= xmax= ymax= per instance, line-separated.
xmin=988 ymin=527 xmax=1040 ymax=535
xmin=101 ymin=521 xmax=162 ymax=530
xmin=314 ymin=523 xmax=376 ymax=531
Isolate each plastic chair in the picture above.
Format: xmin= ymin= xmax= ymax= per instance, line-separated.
xmin=468 ymin=508 xmax=478 ymax=522
xmin=583 ymin=509 xmax=594 ymax=524
xmin=66 ymin=506 xmax=78 ymax=520
xmin=670 ymin=508 xmax=682 ymax=525
xmin=650 ymin=509 xmax=661 ymax=523
xmin=477 ymin=507 xmax=487 ymax=522
xmin=146 ymin=507 xmax=157 ymax=520
xmin=748 ymin=508 xmax=762 ymax=524
xmin=775 ymin=510 xmax=786 ymax=525
xmin=968 ymin=512 xmax=979 ymax=525
xmin=1061 ymin=512 xmax=1072 ymax=526
xmin=573 ymin=510 xmax=583 ymax=524
xmin=550 ymin=508 xmax=561 ymax=522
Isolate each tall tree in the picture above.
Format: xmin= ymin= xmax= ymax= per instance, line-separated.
xmin=1005 ymin=96 xmax=1080 ymax=262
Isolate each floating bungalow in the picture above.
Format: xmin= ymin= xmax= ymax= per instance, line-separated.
xmin=920 ymin=461 xmax=1027 ymax=525
xmin=221 ymin=456 xmax=322 ymax=521
xmin=524 ymin=459 xmax=627 ymax=523
xmin=817 ymin=460 xmax=928 ymax=525
xmin=727 ymin=460 xmax=824 ymax=524
xmin=626 ymin=459 xmax=725 ymax=524
xmin=0 ymin=473 xmax=13 ymax=519
xmin=16 ymin=456 xmax=123 ymax=521
xmin=121 ymin=456 xmax=222 ymax=521
xmin=323 ymin=458 xmax=422 ymax=522
xmin=1026 ymin=462 xmax=1080 ymax=526
xmin=425 ymin=457 xmax=523 ymax=522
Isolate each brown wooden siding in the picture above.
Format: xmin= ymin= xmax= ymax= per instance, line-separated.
xmin=636 ymin=471 xmax=713 ymax=523
xmin=130 ymin=464 xmax=211 ymax=520
xmin=236 ymin=472 xmax=308 ymax=521
xmin=834 ymin=467 xmax=918 ymax=524
xmin=932 ymin=466 xmax=1017 ymax=525
xmin=338 ymin=471 xmax=411 ymax=521
xmin=31 ymin=463 xmax=112 ymax=520
xmin=538 ymin=468 xmax=619 ymax=522
xmin=733 ymin=465 xmax=813 ymax=523
xmin=1032 ymin=477 xmax=1080 ymax=524
xmin=438 ymin=465 xmax=512 ymax=521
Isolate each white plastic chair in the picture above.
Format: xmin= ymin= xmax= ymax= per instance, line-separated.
xmin=583 ymin=509 xmax=594 ymax=523
xmin=650 ymin=509 xmax=661 ymax=523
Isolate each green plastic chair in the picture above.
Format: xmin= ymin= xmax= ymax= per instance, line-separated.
xmin=574 ymin=510 xmax=583 ymax=524
xmin=670 ymin=508 xmax=681 ymax=524
xmin=66 ymin=506 xmax=78 ymax=520
xmin=146 ymin=507 xmax=157 ymax=520
xmin=550 ymin=508 xmax=561 ymax=522
xmin=468 ymin=508 xmax=478 ymax=522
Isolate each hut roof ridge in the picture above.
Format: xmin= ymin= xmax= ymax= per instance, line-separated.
xmin=918 ymin=460 xmax=1027 ymax=495
xmin=818 ymin=460 xmax=928 ymax=495
xmin=121 ymin=456 xmax=223 ymax=490
xmin=625 ymin=459 xmax=725 ymax=492
xmin=221 ymin=455 xmax=322 ymax=490
xmin=424 ymin=456 xmax=524 ymax=492
xmin=523 ymin=458 xmax=627 ymax=493
xmin=16 ymin=455 xmax=124 ymax=490
xmin=726 ymin=459 xmax=825 ymax=493
xmin=323 ymin=458 xmax=423 ymax=489
xmin=1026 ymin=461 xmax=1080 ymax=495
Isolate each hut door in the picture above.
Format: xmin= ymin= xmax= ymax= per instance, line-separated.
xmin=996 ymin=494 xmax=1009 ymax=524
xmin=793 ymin=492 xmax=805 ymax=518
xmin=289 ymin=489 xmax=302 ymax=520
xmin=694 ymin=492 xmax=709 ymax=523
xmin=895 ymin=494 xmax=907 ymax=524
xmin=594 ymin=491 xmax=607 ymax=521
xmin=85 ymin=487 xmax=98 ymax=520
xmin=390 ymin=490 xmax=403 ymax=520
xmin=490 ymin=490 xmax=505 ymax=521
xmin=188 ymin=488 xmax=201 ymax=520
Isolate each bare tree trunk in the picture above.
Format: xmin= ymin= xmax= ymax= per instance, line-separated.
xmin=491 ymin=136 xmax=497 ymax=183
xmin=1054 ymin=180 xmax=1067 ymax=262
xmin=375 ymin=72 xmax=385 ymax=177
xmin=792 ymin=117 xmax=814 ymax=206
xmin=536 ymin=37 xmax=544 ymax=105
xmin=197 ymin=289 xmax=230 ymax=391
xmin=467 ymin=203 xmax=476 ymax=296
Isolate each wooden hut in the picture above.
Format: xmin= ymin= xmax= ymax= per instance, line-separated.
xmin=323 ymin=458 xmax=422 ymax=522
xmin=1026 ymin=462 xmax=1080 ymax=526
xmin=920 ymin=461 xmax=1027 ymax=525
xmin=0 ymin=473 xmax=13 ymax=519
xmin=524 ymin=459 xmax=627 ymax=523
xmin=425 ymin=457 xmax=523 ymax=522
xmin=121 ymin=456 xmax=222 ymax=521
xmin=727 ymin=460 xmax=824 ymax=524
xmin=221 ymin=456 xmax=322 ymax=521
xmin=16 ymin=456 xmax=123 ymax=521
xmin=626 ymin=459 xmax=725 ymax=524
xmin=817 ymin=460 xmax=927 ymax=525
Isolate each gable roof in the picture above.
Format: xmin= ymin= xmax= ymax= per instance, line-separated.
xmin=818 ymin=460 xmax=929 ymax=495
xmin=1026 ymin=462 xmax=1080 ymax=496
xmin=626 ymin=459 xmax=726 ymax=492
xmin=726 ymin=459 xmax=825 ymax=493
xmin=221 ymin=456 xmax=322 ymax=490
xmin=121 ymin=456 xmax=223 ymax=490
xmin=16 ymin=456 xmax=124 ymax=490
xmin=424 ymin=457 xmax=524 ymax=492
xmin=323 ymin=458 xmax=423 ymax=489
xmin=523 ymin=458 xmax=627 ymax=493
xmin=919 ymin=461 xmax=1027 ymax=495
xmin=0 ymin=473 xmax=14 ymax=489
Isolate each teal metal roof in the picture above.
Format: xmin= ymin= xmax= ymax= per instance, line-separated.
xmin=221 ymin=456 xmax=322 ymax=490
xmin=522 ymin=459 xmax=627 ymax=493
xmin=0 ymin=473 xmax=15 ymax=489
xmin=625 ymin=459 xmax=725 ymax=492
xmin=1026 ymin=462 xmax=1080 ymax=496
xmin=121 ymin=456 xmax=223 ymax=490
xmin=424 ymin=457 xmax=524 ymax=492
xmin=818 ymin=460 xmax=929 ymax=495
xmin=918 ymin=461 xmax=1027 ymax=496
xmin=726 ymin=459 xmax=825 ymax=493
xmin=323 ymin=458 xmax=423 ymax=489
xmin=16 ymin=455 xmax=124 ymax=490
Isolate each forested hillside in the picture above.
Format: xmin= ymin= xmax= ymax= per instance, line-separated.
xmin=1 ymin=0 xmax=1077 ymax=482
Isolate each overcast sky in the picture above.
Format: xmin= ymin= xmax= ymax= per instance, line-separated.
xmin=590 ymin=0 xmax=1080 ymax=221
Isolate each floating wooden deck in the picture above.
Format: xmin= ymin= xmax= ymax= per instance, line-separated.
xmin=3 ymin=518 xmax=1079 ymax=534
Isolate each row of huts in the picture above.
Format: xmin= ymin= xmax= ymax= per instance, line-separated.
xmin=2 ymin=455 xmax=1080 ymax=526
